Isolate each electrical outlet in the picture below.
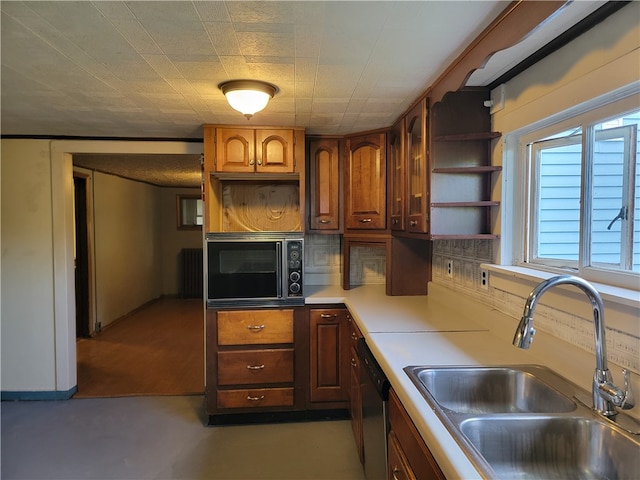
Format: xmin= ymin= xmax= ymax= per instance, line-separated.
xmin=480 ymin=268 xmax=489 ymax=290
xmin=447 ymin=260 xmax=453 ymax=278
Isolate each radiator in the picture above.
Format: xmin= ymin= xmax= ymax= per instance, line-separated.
xmin=181 ymin=248 xmax=203 ymax=299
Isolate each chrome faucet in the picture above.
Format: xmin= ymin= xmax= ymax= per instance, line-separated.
xmin=513 ymin=275 xmax=635 ymax=419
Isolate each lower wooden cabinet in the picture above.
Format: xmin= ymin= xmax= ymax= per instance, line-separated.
xmin=206 ymin=305 xmax=353 ymax=423
xmin=388 ymin=389 xmax=445 ymax=480
xmin=388 ymin=430 xmax=417 ymax=480
xmin=206 ymin=307 xmax=306 ymax=421
xmin=348 ymin=313 xmax=364 ymax=465
xmin=309 ymin=308 xmax=350 ymax=404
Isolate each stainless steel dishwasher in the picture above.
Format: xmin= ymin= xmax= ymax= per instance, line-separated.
xmin=357 ymin=338 xmax=391 ymax=480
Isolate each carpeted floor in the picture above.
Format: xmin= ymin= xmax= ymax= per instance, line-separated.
xmin=75 ymin=297 xmax=205 ymax=398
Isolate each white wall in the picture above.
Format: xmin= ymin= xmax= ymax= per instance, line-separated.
xmin=1 ymin=140 xmax=58 ymax=391
xmin=159 ymin=187 xmax=202 ymax=296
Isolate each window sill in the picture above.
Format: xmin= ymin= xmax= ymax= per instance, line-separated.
xmin=482 ymin=264 xmax=640 ymax=310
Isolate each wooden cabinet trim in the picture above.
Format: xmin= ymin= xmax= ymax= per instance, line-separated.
xmin=389 ymin=389 xmax=446 ymax=480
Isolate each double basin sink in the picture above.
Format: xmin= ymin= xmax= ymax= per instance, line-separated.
xmin=404 ymin=365 xmax=640 ymax=479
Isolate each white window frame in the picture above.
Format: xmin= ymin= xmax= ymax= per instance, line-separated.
xmin=504 ymin=83 xmax=640 ymax=292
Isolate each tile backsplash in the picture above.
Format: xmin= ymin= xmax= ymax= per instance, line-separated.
xmin=304 ymin=235 xmax=638 ymax=372
xmin=304 ymin=234 xmax=385 ymax=286
xmin=432 ymin=239 xmax=640 ymax=373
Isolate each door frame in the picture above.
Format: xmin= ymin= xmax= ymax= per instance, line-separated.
xmin=50 ymin=140 xmax=203 ymax=392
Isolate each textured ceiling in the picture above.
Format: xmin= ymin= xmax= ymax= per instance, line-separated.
xmin=74 ymin=153 xmax=202 ymax=188
xmin=1 ymin=1 xmax=606 ymax=187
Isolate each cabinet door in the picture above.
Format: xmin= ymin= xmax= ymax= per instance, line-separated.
xmin=350 ymin=346 xmax=364 ymax=465
xmin=388 ymin=431 xmax=417 ymax=480
xmin=388 ymin=389 xmax=445 ymax=480
xmin=309 ymin=309 xmax=349 ymax=402
xmin=308 ymin=138 xmax=341 ymax=231
xmin=348 ymin=314 xmax=364 ymax=465
xmin=255 ymin=129 xmax=295 ymax=173
xmin=345 ymin=133 xmax=386 ymax=230
xmin=406 ymin=99 xmax=429 ymax=234
xmin=389 ymin=119 xmax=405 ymax=231
xmin=215 ymin=127 xmax=255 ymax=173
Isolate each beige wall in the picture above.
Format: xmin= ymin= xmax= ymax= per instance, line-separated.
xmin=1 ymin=139 xmax=202 ymax=394
xmin=93 ymin=172 xmax=163 ymax=329
xmin=1 ymin=140 xmax=58 ymax=391
xmin=159 ymin=187 xmax=203 ymax=296
xmin=433 ymin=4 xmax=640 ymax=374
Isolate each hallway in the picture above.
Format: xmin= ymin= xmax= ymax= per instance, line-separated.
xmin=75 ymin=297 xmax=204 ymax=398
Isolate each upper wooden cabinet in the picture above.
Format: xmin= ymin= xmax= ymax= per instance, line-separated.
xmin=344 ymin=132 xmax=387 ymax=230
xmin=405 ymin=98 xmax=429 ymax=235
xmin=308 ymin=138 xmax=341 ymax=232
xmin=388 ymin=119 xmax=405 ymax=232
xmin=430 ymin=89 xmax=501 ymax=239
xmin=214 ymin=127 xmax=296 ymax=174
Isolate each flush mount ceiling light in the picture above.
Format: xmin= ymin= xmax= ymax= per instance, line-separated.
xmin=218 ymin=80 xmax=278 ymax=119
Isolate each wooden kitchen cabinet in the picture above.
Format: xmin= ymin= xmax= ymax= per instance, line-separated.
xmin=389 ymin=119 xmax=405 ymax=232
xmin=214 ymin=127 xmax=297 ymax=174
xmin=348 ymin=313 xmax=364 ymax=465
xmin=206 ymin=308 xmax=306 ymax=423
xmin=429 ymin=89 xmax=501 ymax=238
xmin=405 ymin=98 xmax=429 ymax=235
xmin=308 ymin=138 xmax=341 ymax=232
xmin=388 ymin=389 xmax=445 ymax=480
xmin=345 ymin=132 xmax=387 ymax=230
xmin=309 ymin=308 xmax=350 ymax=403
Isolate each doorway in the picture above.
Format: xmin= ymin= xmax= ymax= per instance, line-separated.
xmin=74 ymin=174 xmax=92 ymax=338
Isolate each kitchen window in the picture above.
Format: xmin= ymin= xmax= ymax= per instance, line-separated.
xmin=517 ymin=102 xmax=640 ymax=291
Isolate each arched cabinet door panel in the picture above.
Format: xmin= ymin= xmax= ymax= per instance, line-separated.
xmin=345 ymin=132 xmax=386 ymax=230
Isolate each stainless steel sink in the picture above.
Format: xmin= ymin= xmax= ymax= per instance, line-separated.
xmin=411 ymin=366 xmax=575 ymax=413
xmin=404 ymin=365 xmax=640 ymax=479
xmin=460 ymin=416 xmax=640 ymax=479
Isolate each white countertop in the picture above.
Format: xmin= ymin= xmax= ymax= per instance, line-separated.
xmin=306 ymin=283 xmax=628 ymax=479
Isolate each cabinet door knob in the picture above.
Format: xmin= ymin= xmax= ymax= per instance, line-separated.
xmin=359 ymin=218 xmax=372 ymax=223
xmin=247 ymin=324 xmax=265 ymax=332
xmin=409 ymin=220 xmax=418 ymax=227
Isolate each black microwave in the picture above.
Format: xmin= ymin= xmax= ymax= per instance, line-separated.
xmin=205 ymin=232 xmax=304 ymax=308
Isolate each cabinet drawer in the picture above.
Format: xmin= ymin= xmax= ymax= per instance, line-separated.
xmin=217 ymin=388 xmax=294 ymax=409
xmin=217 ymin=309 xmax=294 ymax=345
xmin=217 ymin=349 xmax=294 ymax=385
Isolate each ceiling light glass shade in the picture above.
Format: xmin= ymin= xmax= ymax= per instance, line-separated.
xmin=219 ymin=80 xmax=277 ymax=119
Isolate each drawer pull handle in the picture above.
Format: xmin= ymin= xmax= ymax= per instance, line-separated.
xmin=409 ymin=220 xmax=418 ymax=227
xmin=247 ymin=324 xmax=265 ymax=332
xmin=320 ymin=313 xmax=337 ymax=319
xmin=246 ymin=364 xmax=265 ymax=370
xmin=359 ymin=218 xmax=372 ymax=223
xmin=247 ymin=395 xmax=265 ymax=401
xmin=392 ymin=467 xmax=401 ymax=480
xmin=319 ymin=219 xmax=331 ymax=224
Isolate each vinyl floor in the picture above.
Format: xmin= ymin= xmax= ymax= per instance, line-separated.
xmin=1 ymin=395 xmax=366 ymax=480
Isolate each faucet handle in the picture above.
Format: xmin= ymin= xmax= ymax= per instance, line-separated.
xmin=620 ymin=369 xmax=635 ymax=410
